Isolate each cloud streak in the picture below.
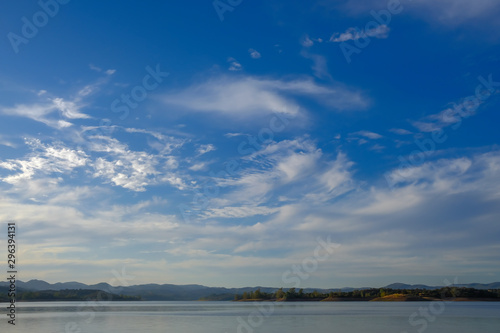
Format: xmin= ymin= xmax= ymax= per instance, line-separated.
xmin=330 ymin=25 xmax=390 ymax=42
xmin=161 ymin=75 xmax=369 ymax=119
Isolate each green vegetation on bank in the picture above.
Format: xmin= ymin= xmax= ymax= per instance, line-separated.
xmin=229 ymin=287 xmax=500 ymax=302
xmin=3 ymin=286 xmax=499 ymax=302
xmin=0 ymin=287 xmax=141 ymax=302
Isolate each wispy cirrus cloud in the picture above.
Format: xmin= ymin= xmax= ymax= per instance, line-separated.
xmin=206 ymin=138 xmax=354 ymax=213
xmin=248 ymin=48 xmax=261 ymax=59
xmin=411 ymin=96 xmax=483 ymax=133
xmin=88 ymin=136 xmax=187 ymax=192
xmin=0 ymin=138 xmax=89 ymax=184
xmin=1 ymin=143 xmax=499 ymax=286
xmin=300 ymin=51 xmax=331 ymax=79
xmin=1 ymin=97 xmax=90 ymax=129
xmin=123 ymin=128 xmax=186 ymax=155
xmin=301 ymin=35 xmax=324 ymax=48
xmin=324 ymin=0 xmax=500 ymax=39
xmin=227 ymin=57 xmax=243 ymax=71
xmin=0 ymin=135 xmax=16 ymax=148
xmin=390 ymin=128 xmax=413 ymax=135
xmin=352 ymin=130 xmax=383 ymax=139
xmin=348 ymin=130 xmax=383 ymax=147
xmin=403 ymin=0 xmax=500 ymax=28
xmin=330 ymin=25 xmax=390 ymax=42
xmin=161 ymin=75 xmax=369 ymax=119
xmin=301 ymin=35 xmax=314 ymax=47
xmin=0 ymin=72 xmax=117 ymax=129
xmin=197 ymin=144 xmax=216 ymax=155
xmin=0 ymin=133 xmax=189 ymax=193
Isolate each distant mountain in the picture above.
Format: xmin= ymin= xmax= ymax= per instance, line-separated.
xmin=16 ymin=279 xmax=53 ymax=290
xmin=455 ymin=282 xmax=500 ymax=289
xmin=0 ymin=280 xmax=277 ymax=300
xmin=384 ymin=283 xmax=439 ymax=290
xmin=383 ymin=282 xmax=500 ymax=290
xmin=1 ymin=280 xmax=498 ymax=301
xmin=0 ymin=286 xmax=140 ymax=302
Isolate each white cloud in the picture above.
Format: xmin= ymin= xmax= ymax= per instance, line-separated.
xmin=369 ymin=144 xmax=385 ymax=152
xmin=352 ymin=130 xmax=383 ymax=139
xmin=89 ymin=64 xmax=116 ymax=75
xmin=209 ymin=138 xmax=354 ymax=209
xmin=330 ymin=24 xmax=390 ymax=42
xmin=300 ymin=51 xmax=331 ymax=79
xmin=248 ymin=48 xmax=261 ymax=59
xmin=124 ymin=128 xmax=185 ymax=154
xmin=0 ymin=135 xmax=16 ymax=148
xmin=89 ymin=64 xmax=102 ymax=72
xmin=3 ymin=177 xmax=107 ymax=207
xmin=390 ymin=128 xmax=413 ymax=135
xmin=161 ymin=76 xmax=369 ymax=119
xmin=227 ymin=57 xmax=242 ymax=71
xmin=385 ymin=157 xmax=473 ymax=188
xmin=277 ymin=149 xmax=321 ymax=182
xmin=1 ymin=96 xmax=90 ymax=129
xmin=197 ymin=144 xmax=216 ymax=155
xmin=88 ymin=136 xmax=187 ymax=192
xmin=325 ymin=0 xmax=500 ymax=38
xmin=301 ymin=35 xmax=314 ymax=47
xmin=189 ymin=163 xmax=206 ymax=171
xmin=0 ymin=139 xmax=88 ymax=184
xmin=203 ymin=206 xmax=280 ymax=219
xmin=52 ymin=98 xmax=90 ymax=119
xmin=357 ymin=138 xmax=368 ymax=145
xmin=305 ymin=152 xmax=354 ymax=202
xmin=77 ymin=75 xmax=113 ymax=98
xmin=1 ymin=146 xmax=500 ymax=286
xmin=411 ymin=97 xmax=482 ymax=133
xmin=301 ymin=35 xmax=324 ymax=47
xmin=207 ymin=139 xmax=319 ymax=206
xmin=224 ymin=132 xmax=245 ymax=138
xmin=406 ymin=0 xmax=500 ymax=27
xmin=0 ymin=133 xmax=188 ymax=192
xmin=411 ymin=121 xmax=442 ymax=133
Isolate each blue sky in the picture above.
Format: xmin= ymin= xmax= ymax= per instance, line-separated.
xmin=0 ymin=0 xmax=499 ymax=289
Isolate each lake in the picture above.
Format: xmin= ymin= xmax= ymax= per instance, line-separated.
xmin=1 ymin=301 xmax=499 ymax=332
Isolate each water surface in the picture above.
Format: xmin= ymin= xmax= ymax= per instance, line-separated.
xmin=1 ymin=301 xmax=499 ymax=332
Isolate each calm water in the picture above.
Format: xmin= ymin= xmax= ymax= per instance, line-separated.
xmin=1 ymin=301 xmax=499 ymax=332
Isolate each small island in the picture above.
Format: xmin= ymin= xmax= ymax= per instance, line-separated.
xmin=202 ymin=287 xmax=500 ymax=302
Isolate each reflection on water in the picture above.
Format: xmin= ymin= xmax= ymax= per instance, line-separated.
xmin=1 ymin=301 xmax=499 ymax=333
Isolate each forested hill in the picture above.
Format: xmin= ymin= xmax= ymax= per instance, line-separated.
xmin=227 ymin=287 xmax=500 ymax=302
xmin=1 ymin=280 xmax=499 ymax=301
xmin=0 ymin=287 xmax=140 ymax=302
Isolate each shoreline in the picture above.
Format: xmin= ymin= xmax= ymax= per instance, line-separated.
xmin=235 ymin=297 xmax=500 ymax=302
xmin=2 ymin=298 xmax=500 ymax=303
